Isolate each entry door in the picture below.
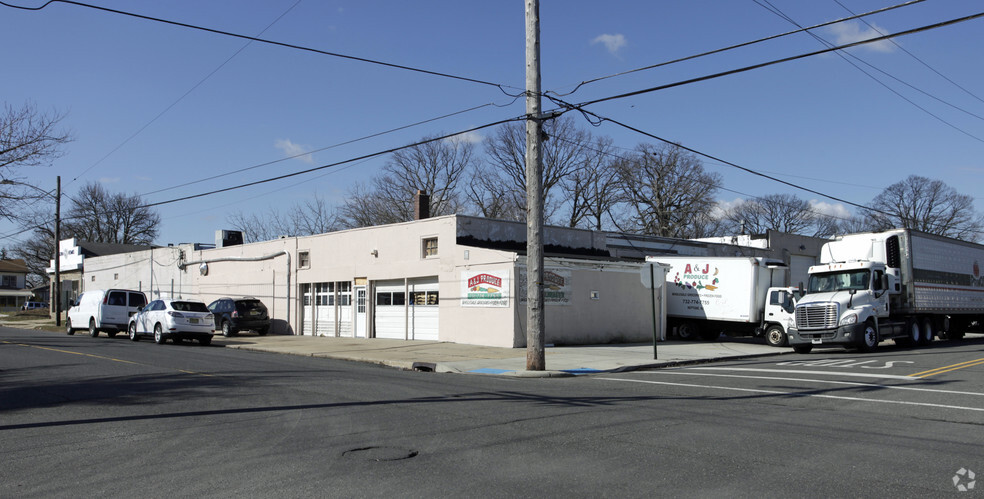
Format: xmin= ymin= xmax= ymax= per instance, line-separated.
xmin=354 ymin=286 xmax=367 ymax=338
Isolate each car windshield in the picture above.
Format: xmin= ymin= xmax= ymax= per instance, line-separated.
xmin=171 ymin=301 xmax=209 ymax=313
xmin=808 ymin=270 xmax=870 ymax=293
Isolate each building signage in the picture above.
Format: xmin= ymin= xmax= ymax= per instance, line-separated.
xmin=518 ymin=268 xmax=572 ymax=306
xmin=462 ymin=270 xmax=509 ymax=307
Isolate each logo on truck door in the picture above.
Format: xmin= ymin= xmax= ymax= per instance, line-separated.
xmin=673 ymin=263 xmax=720 ymax=291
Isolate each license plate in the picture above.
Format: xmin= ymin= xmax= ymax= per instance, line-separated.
xmin=189 ymin=318 xmax=199 ymax=324
xmin=811 ymin=338 xmax=822 ymax=344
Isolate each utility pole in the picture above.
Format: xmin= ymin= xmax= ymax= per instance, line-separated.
xmin=54 ymin=176 xmax=61 ymax=327
xmin=525 ymin=0 xmax=545 ymax=371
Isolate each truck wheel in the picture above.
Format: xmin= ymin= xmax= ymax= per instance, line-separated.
xmin=897 ymin=320 xmax=920 ymax=347
xmin=66 ymin=318 xmax=75 ymax=335
xmin=918 ymin=318 xmax=934 ymax=346
xmin=792 ymin=344 xmax=813 ymax=354
xmin=676 ymin=322 xmax=700 ymax=341
xmin=765 ymin=325 xmax=787 ymax=347
xmin=89 ymin=318 xmax=99 ymax=338
xmin=858 ymin=321 xmax=878 ymax=353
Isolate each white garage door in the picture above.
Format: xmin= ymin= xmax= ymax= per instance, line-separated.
xmin=373 ymin=278 xmax=439 ymax=341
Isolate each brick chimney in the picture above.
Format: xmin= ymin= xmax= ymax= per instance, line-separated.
xmin=414 ymin=190 xmax=430 ymax=220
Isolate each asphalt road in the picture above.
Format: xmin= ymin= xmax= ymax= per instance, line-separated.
xmin=3 ymin=327 xmax=983 ymax=497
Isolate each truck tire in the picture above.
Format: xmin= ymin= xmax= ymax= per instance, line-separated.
xmin=676 ymin=322 xmax=700 ymax=341
xmin=896 ymin=319 xmax=920 ymax=347
xmin=66 ymin=318 xmax=75 ymax=335
xmin=765 ymin=325 xmax=787 ymax=347
xmin=89 ymin=318 xmax=99 ymax=338
xmin=857 ymin=320 xmax=878 ymax=353
xmin=792 ymin=344 xmax=813 ymax=354
xmin=918 ymin=318 xmax=934 ymax=346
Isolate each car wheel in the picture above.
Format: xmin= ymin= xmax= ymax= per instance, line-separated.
xmin=765 ymin=325 xmax=787 ymax=347
xmin=199 ymin=336 xmax=212 ymax=346
xmin=221 ymin=320 xmax=236 ymax=337
xmin=792 ymin=344 xmax=813 ymax=354
xmin=129 ymin=322 xmax=139 ymax=342
xmin=154 ymin=324 xmax=166 ymax=345
xmin=857 ymin=320 xmax=878 ymax=353
xmin=676 ymin=322 xmax=699 ymax=341
xmin=66 ymin=318 xmax=75 ymax=335
xmin=89 ymin=318 xmax=99 ymax=338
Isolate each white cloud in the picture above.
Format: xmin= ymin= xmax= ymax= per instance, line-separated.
xmin=809 ymin=199 xmax=852 ymax=219
xmin=591 ymin=33 xmax=627 ymax=56
xmin=275 ymin=138 xmax=314 ymax=164
xmin=711 ymin=197 xmax=745 ymax=218
xmin=826 ymin=21 xmax=895 ymax=53
xmin=447 ymin=130 xmax=483 ymax=145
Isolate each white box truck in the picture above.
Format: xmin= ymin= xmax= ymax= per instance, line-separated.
xmin=648 ymin=256 xmax=798 ymax=346
xmin=789 ymin=229 xmax=984 ymax=353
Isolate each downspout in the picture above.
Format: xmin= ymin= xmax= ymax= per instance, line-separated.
xmin=178 ymin=251 xmax=291 ymax=333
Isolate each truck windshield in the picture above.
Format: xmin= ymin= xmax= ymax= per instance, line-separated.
xmin=808 ymin=270 xmax=870 ymax=293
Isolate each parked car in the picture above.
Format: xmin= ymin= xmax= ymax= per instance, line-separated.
xmin=207 ymin=297 xmax=271 ymax=336
xmin=66 ymin=289 xmax=148 ymax=337
xmin=128 ymin=299 xmax=215 ymax=345
xmin=21 ymin=301 xmax=48 ymax=311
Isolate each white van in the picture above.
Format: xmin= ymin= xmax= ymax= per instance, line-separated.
xmin=66 ymin=289 xmax=148 ymax=338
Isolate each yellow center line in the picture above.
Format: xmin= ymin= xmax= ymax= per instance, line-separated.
xmin=909 ymin=358 xmax=984 ymax=378
xmin=1 ymin=340 xmax=214 ymax=377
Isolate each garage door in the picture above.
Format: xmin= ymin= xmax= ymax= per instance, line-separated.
xmin=373 ymin=278 xmax=439 ymax=341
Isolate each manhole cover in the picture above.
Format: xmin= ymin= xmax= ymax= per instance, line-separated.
xmin=342 ymin=446 xmax=418 ymax=462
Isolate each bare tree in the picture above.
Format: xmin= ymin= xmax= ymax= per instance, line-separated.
xmin=614 ymin=143 xmax=722 ymax=238
xmin=477 ymin=116 xmax=594 ymax=223
xmin=340 ymin=135 xmax=474 ymax=228
xmin=0 ymin=102 xmax=72 ymax=221
xmin=227 ymin=194 xmax=341 ymax=243
xmin=562 ymin=136 xmax=623 ymax=230
xmin=62 ymin=182 xmax=159 ymax=245
xmin=865 ymin=175 xmax=984 ymax=241
xmin=721 ymin=194 xmax=837 ymax=237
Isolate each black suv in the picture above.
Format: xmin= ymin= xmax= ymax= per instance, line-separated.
xmin=207 ymin=297 xmax=271 ymax=336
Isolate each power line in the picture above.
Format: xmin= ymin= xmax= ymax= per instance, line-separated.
xmin=139 ymin=101 xmax=512 ymax=198
xmin=754 ymin=0 xmax=984 ymax=144
xmin=70 ymin=0 xmax=305 ymax=184
xmin=546 ymin=0 xmax=927 ymax=97
xmin=832 ymin=0 xmax=984 ymax=107
xmin=0 ymin=0 xmax=521 ymax=95
xmin=569 ymin=10 xmax=984 ymax=109
xmin=139 ymin=117 xmax=526 ymax=209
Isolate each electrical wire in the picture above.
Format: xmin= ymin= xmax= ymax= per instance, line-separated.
xmin=0 ymin=0 xmax=522 ymax=96
xmin=570 ymin=10 xmax=984 ymax=110
xmin=546 ymin=0 xmax=927 ymax=97
xmin=138 ymin=117 xmax=526 ymax=209
xmin=832 ymin=0 xmax=984 ymax=107
xmin=70 ymin=0 xmax=305 ymax=184
xmin=754 ymin=0 xmax=984 ymax=144
xmin=139 ymin=101 xmax=514 ymax=198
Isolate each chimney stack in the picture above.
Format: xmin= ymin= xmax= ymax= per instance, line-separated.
xmin=414 ymin=190 xmax=430 ymax=220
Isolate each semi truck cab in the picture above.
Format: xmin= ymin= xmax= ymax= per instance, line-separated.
xmin=788 ymin=260 xmax=901 ymax=353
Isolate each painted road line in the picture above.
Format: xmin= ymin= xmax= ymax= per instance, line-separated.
xmin=598 ymin=377 xmax=984 ymax=413
xmin=678 ymin=366 xmax=919 ymax=381
xmin=641 ymin=370 xmax=984 ymax=397
xmin=1 ymin=340 xmax=214 ymax=377
xmin=909 ymin=358 xmax=984 ymax=378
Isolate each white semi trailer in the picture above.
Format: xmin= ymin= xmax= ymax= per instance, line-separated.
xmin=789 ymin=229 xmax=984 ymax=353
xmin=649 ymin=256 xmax=798 ymax=346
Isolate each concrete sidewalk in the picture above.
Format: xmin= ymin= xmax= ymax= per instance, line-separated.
xmin=217 ymin=334 xmax=790 ymax=377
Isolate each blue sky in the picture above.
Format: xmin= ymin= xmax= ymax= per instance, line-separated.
xmin=2 ymin=0 xmax=982 ymax=245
